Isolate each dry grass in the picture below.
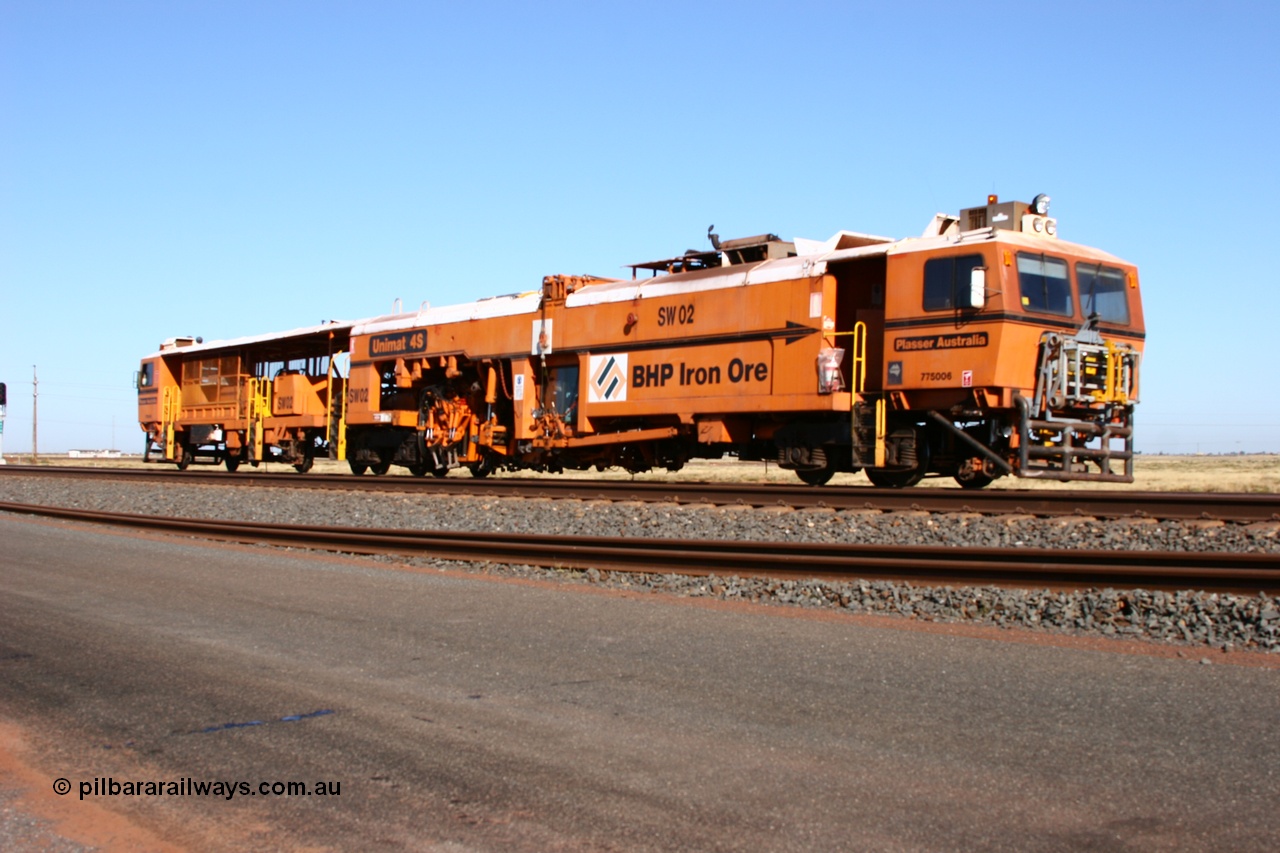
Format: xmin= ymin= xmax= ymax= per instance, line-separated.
xmin=6 ymin=453 xmax=1278 ymax=494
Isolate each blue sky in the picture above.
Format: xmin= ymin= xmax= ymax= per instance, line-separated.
xmin=2 ymin=1 xmax=1277 ymax=455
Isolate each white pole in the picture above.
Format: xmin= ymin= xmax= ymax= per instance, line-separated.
xmin=32 ymin=365 xmax=38 ymax=462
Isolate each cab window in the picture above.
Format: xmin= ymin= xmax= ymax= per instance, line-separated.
xmin=1076 ymin=263 xmax=1130 ymax=325
xmin=1016 ymin=253 xmax=1072 ymax=316
xmin=923 ymin=254 xmax=985 ymax=311
xmin=138 ymin=362 xmax=154 ymax=388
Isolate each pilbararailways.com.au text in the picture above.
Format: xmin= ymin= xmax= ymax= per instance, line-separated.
xmin=57 ymin=776 xmax=341 ymax=801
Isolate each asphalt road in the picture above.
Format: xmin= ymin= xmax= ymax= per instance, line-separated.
xmin=1 ymin=513 xmax=1277 ymax=852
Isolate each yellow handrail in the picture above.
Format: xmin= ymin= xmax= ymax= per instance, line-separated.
xmin=246 ymin=377 xmax=271 ymax=462
xmin=830 ymin=322 xmax=868 ymax=394
xmin=325 ymin=357 xmax=348 ymax=461
xmin=1089 ymin=341 xmax=1130 ymax=406
xmin=852 ymin=321 xmax=866 ymax=394
xmin=161 ymin=386 xmax=179 ymax=461
xmin=874 ymin=397 xmax=886 ymax=468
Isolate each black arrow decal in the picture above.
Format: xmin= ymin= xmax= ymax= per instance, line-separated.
xmin=779 ymin=321 xmax=818 ymax=346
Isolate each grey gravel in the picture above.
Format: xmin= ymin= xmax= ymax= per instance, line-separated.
xmin=3 ymin=475 xmax=1277 ymax=653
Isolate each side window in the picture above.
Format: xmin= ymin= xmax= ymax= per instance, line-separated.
xmin=550 ymin=365 xmax=579 ymax=425
xmin=923 ymin=254 xmax=985 ymax=311
xmin=138 ymin=363 xmax=154 ymax=388
xmin=1077 ymin=263 xmax=1130 ymax=325
xmin=1016 ymin=253 xmax=1072 ymax=316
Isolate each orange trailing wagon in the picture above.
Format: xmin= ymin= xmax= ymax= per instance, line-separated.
xmin=137 ymin=321 xmax=352 ymax=471
xmin=140 ymin=194 xmax=1143 ymax=487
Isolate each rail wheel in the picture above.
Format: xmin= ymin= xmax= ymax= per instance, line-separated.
xmin=176 ymin=446 xmax=193 ymax=471
xmin=865 ymin=467 xmax=926 ymax=488
xmin=954 ymin=471 xmax=994 ymax=489
xmin=866 ymin=427 xmax=930 ymax=488
xmin=408 ymin=463 xmax=428 ymax=477
xmin=796 ymin=467 xmax=835 ymax=486
xmin=370 ymin=460 xmax=392 ymax=476
xmin=349 ymin=461 xmax=368 ymax=476
xmin=468 ymin=455 xmax=494 ymax=479
xmin=224 ymin=455 xmax=241 ymax=473
xmin=293 ymin=455 xmax=314 ymax=474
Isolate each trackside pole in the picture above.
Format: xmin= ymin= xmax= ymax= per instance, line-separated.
xmin=0 ymin=380 xmax=6 ymax=464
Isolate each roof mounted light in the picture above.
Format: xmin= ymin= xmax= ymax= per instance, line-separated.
xmin=1031 ymin=193 xmax=1051 ymax=216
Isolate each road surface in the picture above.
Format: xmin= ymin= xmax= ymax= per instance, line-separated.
xmin=1 ymin=514 xmax=1277 ymax=851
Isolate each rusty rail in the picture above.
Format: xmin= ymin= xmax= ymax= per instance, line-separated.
xmin=3 ymin=501 xmax=1276 ymax=594
xmin=3 ymin=465 xmax=1279 ymax=523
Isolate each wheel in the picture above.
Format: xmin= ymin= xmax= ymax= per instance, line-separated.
xmin=954 ymin=436 xmax=1000 ymax=490
xmin=866 ymin=426 xmax=930 ymax=488
xmin=431 ymin=467 xmax=449 ymax=478
xmin=176 ymin=447 xmax=193 ymax=471
xmin=408 ymin=463 xmax=429 ymax=477
xmin=866 ymin=467 xmax=927 ymax=488
xmin=954 ymin=472 xmax=994 ymax=489
xmin=349 ymin=461 xmax=368 ymax=476
xmin=370 ymin=460 xmax=392 ymax=476
xmin=293 ymin=455 xmax=314 ymax=474
xmin=796 ymin=467 xmax=835 ymax=486
xmin=469 ymin=455 xmax=494 ymax=479
xmin=224 ymin=455 xmax=241 ymax=473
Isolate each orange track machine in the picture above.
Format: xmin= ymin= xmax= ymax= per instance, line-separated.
xmin=140 ymin=194 xmax=1142 ymax=487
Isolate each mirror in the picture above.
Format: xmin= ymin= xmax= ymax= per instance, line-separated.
xmin=966 ymin=267 xmax=987 ymax=309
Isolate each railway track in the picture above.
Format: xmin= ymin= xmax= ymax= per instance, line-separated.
xmin=3 ymin=500 xmax=1277 ymax=594
xmin=3 ymin=464 xmax=1279 ymax=523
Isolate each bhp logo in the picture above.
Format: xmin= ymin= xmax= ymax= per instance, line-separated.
xmin=589 ymin=354 xmax=628 ymax=403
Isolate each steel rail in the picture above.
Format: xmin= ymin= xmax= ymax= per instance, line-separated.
xmin=3 ymin=500 xmax=1276 ymax=594
xmin=3 ymin=465 xmax=1280 ymax=523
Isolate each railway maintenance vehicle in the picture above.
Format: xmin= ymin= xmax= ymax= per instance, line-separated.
xmin=138 ymin=193 xmax=1143 ymax=487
